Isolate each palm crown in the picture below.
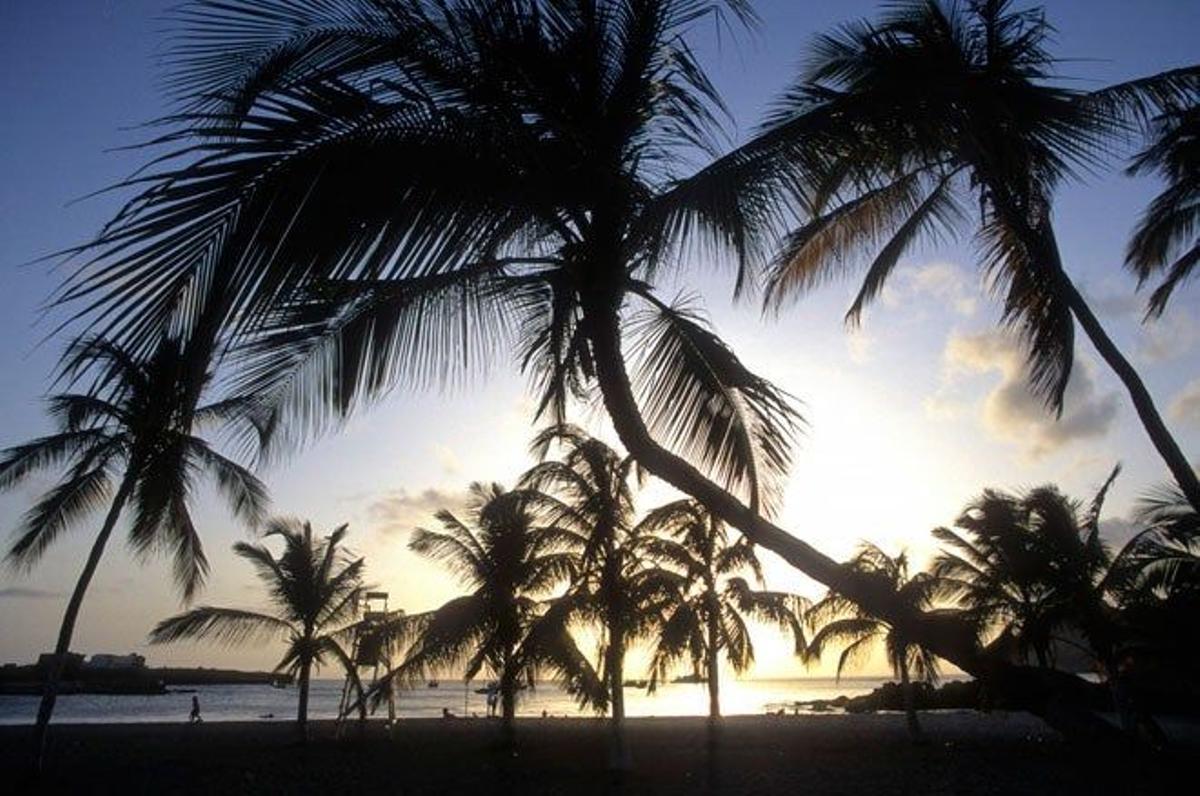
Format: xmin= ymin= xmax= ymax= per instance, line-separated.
xmin=0 ymin=336 xmax=266 ymax=599
xmin=150 ymin=519 xmax=366 ymax=728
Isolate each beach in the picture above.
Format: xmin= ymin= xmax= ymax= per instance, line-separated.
xmin=3 ymin=712 xmax=1187 ymax=794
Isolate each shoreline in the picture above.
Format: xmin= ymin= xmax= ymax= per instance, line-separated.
xmin=4 ymin=713 xmax=1193 ymax=794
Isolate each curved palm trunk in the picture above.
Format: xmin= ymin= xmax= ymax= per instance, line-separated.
xmin=990 ymin=191 xmax=1200 ymax=512
xmin=580 ymin=292 xmax=1119 ymax=738
xmin=32 ymin=474 xmax=136 ymax=771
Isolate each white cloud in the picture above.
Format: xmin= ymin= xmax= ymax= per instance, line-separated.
xmin=1169 ymin=379 xmax=1200 ymax=428
xmin=882 ymin=261 xmax=978 ymax=317
xmin=365 ymin=487 xmax=469 ymax=539
xmin=431 ymin=444 xmax=462 ymax=476
xmin=936 ymin=330 xmax=1119 ymax=458
xmin=846 ymin=327 xmax=875 ymax=364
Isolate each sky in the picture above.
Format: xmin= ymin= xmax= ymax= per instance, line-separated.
xmin=1 ymin=0 xmax=1198 ymax=680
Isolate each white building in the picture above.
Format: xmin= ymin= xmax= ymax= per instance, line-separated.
xmin=85 ymin=653 xmax=146 ymax=670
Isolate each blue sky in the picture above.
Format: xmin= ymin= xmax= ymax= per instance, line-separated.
xmin=1 ymin=0 xmax=1198 ymax=677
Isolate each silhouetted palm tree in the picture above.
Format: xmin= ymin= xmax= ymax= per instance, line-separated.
xmin=933 ymin=470 xmax=1125 ymax=673
xmin=638 ymin=499 xmax=807 ymax=718
xmin=52 ymin=0 xmax=1154 ymax=720
xmin=1126 ymin=105 xmax=1200 ymax=316
xmin=0 ymin=336 xmax=267 ymax=765
xmin=804 ymin=544 xmax=943 ymax=742
xmin=755 ymin=0 xmax=1200 ymax=508
xmin=393 ymin=482 xmax=603 ymax=742
xmin=150 ymin=519 xmax=363 ymax=737
xmin=520 ymin=425 xmax=677 ymax=769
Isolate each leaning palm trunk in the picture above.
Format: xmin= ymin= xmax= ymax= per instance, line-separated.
xmin=32 ymin=475 xmax=136 ymax=770
xmin=580 ymin=292 xmax=1117 ymax=737
xmin=992 ymin=191 xmax=1200 ymax=511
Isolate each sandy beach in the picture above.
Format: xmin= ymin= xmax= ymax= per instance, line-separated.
xmin=2 ymin=712 xmax=1189 ymax=794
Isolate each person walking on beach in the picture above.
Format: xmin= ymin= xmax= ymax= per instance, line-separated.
xmin=486 ymin=685 xmax=498 ymax=718
xmin=189 ymin=695 xmax=203 ymax=724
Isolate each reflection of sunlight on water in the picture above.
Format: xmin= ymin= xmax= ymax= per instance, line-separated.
xmin=0 ymin=677 xmax=969 ymax=724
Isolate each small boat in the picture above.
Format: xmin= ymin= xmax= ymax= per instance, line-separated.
xmin=622 ymin=679 xmax=648 ymax=689
xmin=427 ymin=680 xmax=440 ymax=688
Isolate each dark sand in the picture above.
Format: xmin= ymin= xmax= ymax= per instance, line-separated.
xmin=2 ymin=712 xmax=1189 ymax=794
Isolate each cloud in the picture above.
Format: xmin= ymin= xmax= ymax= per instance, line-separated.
xmin=1169 ymin=379 xmax=1200 ymax=428
xmin=883 ymin=262 xmax=978 ymax=317
xmin=365 ymin=487 xmax=470 ymax=539
xmin=1138 ymin=312 xmax=1199 ymax=364
xmin=936 ymin=330 xmax=1119 ymax=458
xmin=431 ymin=444 xmax=462 ymax=476
xmin=0 ymin=586 xmax=62 ymax=600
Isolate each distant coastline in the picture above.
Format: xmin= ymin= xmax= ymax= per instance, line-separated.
xmin=0 ymin=662 xmax=291 ymax=696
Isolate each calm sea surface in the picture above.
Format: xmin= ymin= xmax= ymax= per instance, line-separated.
xmin=0 ymin=677 xmax=935 ymax=724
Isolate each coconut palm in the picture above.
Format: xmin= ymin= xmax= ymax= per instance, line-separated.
xmin=150 ymin=519 xmax=364 ymax=737
xmin=519 ymin=425 xmax=678 ymax=769
xmin=391 ymin=482 xmax=603 ymax=742
xmin=50 ymin=0 xmax=1140 ymax=725
xmin=0 ymin=336 xmax=267 ymax=765
xmin=638 ymin=499 xmax=807 ymax=718
xmin=755 ymin=0 xmax=1200 ymax=509
xmin=804 ymin=543 xmax=944 ymax=742
xmin=1126 ymin=105 xmax=1200 ymax=317
xmin=932 ymin=469 xmax=1128 ymax=673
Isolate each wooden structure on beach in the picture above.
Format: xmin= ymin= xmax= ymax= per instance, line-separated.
xmin=336 ymin=591 xmax=399 ymax=731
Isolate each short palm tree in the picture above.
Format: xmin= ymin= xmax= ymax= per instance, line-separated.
xmin=150 ymin=519 xmax=364 ymax=737
xmin=933 ymin=470 xmax=1124 ymax=673
xmin=1126 ymin=104 xmax=1200 ymax=316
xmin=0 ymin=336 xmax=267 ymax=765
xmin=392 ymin=482 xmax=603 ymax=742
xmin=754 ymin=0 xmax=1200 ymax=509
xmin=638 ymin=499 xmax=808 ymax=718
xmin=519 ymin=426 xmax=677 ymax=769
xmin=804 ymin=544 xmax=943 ymax=742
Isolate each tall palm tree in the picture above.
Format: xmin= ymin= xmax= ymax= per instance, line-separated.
xmin=0 ymin=336 xmax=267 ymax=765
xmin=754 ymin=0 xmax=1200 ymax=509
xmin=638 ymin=499 xmax=807 ymax=718
xmin=150 ymin=519 xmax=364 ymax=737
xmin=392 ymin=482 xmax=603 ymax=742
xmin=804 ymin=543 xmax=944 ymax=742
xmin=50 ymin=0 xmax=1140 ymax=725
xmin=519 ymin=425 xmax=677 ymax=769
xmin=1126 ymin=104 xmax=1200 ymax=316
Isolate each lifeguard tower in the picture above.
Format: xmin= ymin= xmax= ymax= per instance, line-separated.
xmin=336 ymin=591 xmax=399 ymax=730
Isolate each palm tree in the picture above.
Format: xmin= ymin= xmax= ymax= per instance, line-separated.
xmin=150 ymin=519 xmax=364 ymax=737
xmin=1126 ymin=104 xmax=1200 ymax=316
xmin=804 ymin=543 xmax=944 ymax=742
xmin=0 ymin=336 xmax=267 ymax=765
xmin=638 ymin=499 xmax=807 ymax=718
xmin=392 ymin=482 xmax=603 ymax=742
xmin=519 ymin=425 xmax=677 ymax=769
xmin=932 ymin=470 xmax=1124 ymax=673
xmin=50 ymin=0 xmax=1144 ymax=725
xmin=754 ymin=0 xmax=1200 ymax=509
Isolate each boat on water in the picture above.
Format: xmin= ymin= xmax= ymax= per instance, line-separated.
xmin=427 ymin=680 xmax=439 ymax=688
xmin=622 ymin=679 xmax=648 ymax=689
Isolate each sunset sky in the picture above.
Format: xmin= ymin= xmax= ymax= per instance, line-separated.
xmin=1 ymin=0 xmax=1198 ymax=680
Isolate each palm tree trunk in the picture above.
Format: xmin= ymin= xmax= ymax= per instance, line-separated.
xmin=706 ymin=594 xmax=721 ymax=720
xmin=1062 ymin=278 xmax=1200 ymax=509
xmin=990 ymin=191 xmax=1200 ymax=511
xmin=606 ymin=625 xmax=631 ymax=772
xmin=499 ymin=666 xmax=517 ymax=748
xmin=899 ymin=660 xmax=923 ymax=743
xmin=297 ymin=657 xmax=312 ymax=740
xmin=31 ymin=474 xmax=136 ymax=771
xmin=579 ymin=292 xmax=1122 ymax=739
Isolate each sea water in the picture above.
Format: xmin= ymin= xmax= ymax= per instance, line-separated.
xmin=0 ymin=677 xmax=925 ymax=724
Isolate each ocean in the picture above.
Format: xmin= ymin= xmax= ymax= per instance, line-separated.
xmin=0 ymin=677 xmax=921 ymax=724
